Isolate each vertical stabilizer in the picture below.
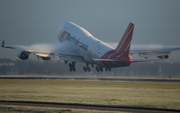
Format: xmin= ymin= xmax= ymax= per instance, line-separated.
xmin=115 ymin=23 xmax=134 ymax=56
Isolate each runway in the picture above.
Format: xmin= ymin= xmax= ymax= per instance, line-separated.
xmin=0 ymin=101 xmax=179 ymax=113
xmin=0 ymin=76 xmax=180 ymax=82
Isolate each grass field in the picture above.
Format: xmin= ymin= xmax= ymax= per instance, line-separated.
xmin=0 ymin=79 xmax=180 ymax=110
xmin=0 ymin=105 xmax=119 ymax=113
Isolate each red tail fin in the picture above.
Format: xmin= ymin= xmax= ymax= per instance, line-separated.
xmin=115 ymin=22 xmax=134 ymax=56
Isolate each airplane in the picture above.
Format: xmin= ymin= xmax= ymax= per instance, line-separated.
xmin=2 ymin=21 xmax=180 ymax=72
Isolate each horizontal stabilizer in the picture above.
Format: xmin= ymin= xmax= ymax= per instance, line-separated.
xmin=131 ymin=58 xmax=167 ymax=62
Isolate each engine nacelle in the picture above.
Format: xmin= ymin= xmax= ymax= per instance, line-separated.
xmin=40 ymin=57 xmax=50 ymax=61
xmin=157 ymin=55 xmax=169 ymax=59
xmin=17 ymin=50 xmax=31 ymax=60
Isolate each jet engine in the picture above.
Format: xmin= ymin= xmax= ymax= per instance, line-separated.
xmin=17 ymin=50 xmax=31 ymax=60
xmin=157 ymin=55 xmax=169 ymax=59
xmin=40 ymin=57 xmax=50 ymax=61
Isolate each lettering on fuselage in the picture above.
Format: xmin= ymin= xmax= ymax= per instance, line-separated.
xmin=79 ymin=42 xmax=89 ymax=51
xmin=66 ymin=33 xmax=80 ymax=46
xmin=65 ymin=32 xmax=89 ymax=51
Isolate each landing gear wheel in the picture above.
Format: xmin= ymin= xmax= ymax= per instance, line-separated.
xmin=89 ymin=68 xmax=91 ymax=72
xmin=70 ymin=67 xmax=75 ymax=72
xmin=87 ymin=67 xmax=91 ymax=72
xmin=70 ymin=67 xmax=72 ymax=72
xmin=69 ymin=63 xmax=72 ymax=67
xmin=73 ymin=67 xmax=76 ymax=72
xmin=72 ymin=62 xmax=76 ymax=66
xmin=96 ymin=66 xmax=99 ymax=72
xmin=100 ymin=67 xmax=103 ymax=72
xmin=64 ymin=61 xmax=68 ymax=64
xmin=69 ymin=62 xmax=76 ymax=72
xmin=83 ymin=66 xmax=87 ymax=72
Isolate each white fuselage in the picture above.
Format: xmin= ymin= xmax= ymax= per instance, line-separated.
xmin=58 ymin=21 xmax=114 ymax=67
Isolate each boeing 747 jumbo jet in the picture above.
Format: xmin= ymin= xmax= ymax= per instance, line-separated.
xmin=2 ymin=21 xmax=180 ymax=72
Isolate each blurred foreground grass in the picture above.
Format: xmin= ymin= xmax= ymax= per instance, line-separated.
xmin=0 ymin=79 xmax=179 ymax=110
xmin=0 ymin=105 xmax=118 ymax=113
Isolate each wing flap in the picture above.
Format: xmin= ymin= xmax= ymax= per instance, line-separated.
xmin=60 ymin=56 xmax=84 ymax=62
xmin=34 ymin=52 xmax=55 ymax=57
xmin=93 ymin=59 xmax=128 ymax=62
xmin=59 ymin=53 xmax=84 ymax=62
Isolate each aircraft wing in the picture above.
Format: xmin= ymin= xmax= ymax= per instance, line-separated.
xmin=1 ymin=40 xmax=84 ymax=62
xmin=129 ymin=45 xmax=180 ymax=59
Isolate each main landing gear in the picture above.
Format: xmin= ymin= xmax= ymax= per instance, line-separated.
xmin=83 ymin=63 xmax=91 ymax=72
xmin=95 ymin=66 xmax=103 ymax=72
xmin=96 ymin=66 xmax=111 ymax=72
xmin=65 ymin=61 xmax=111 ymax=72
xmin=69 ymin=62 xmax=76 ymax=72
xmin=82 ymin=63 xmax=112 ymax=72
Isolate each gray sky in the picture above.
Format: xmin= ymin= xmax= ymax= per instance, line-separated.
xmin=0 ymin=0 xmax=180 ymax=61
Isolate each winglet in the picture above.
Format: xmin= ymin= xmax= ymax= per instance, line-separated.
xmin=1 ymin=40 xmax=5 ymax=47
xmin=1 ymin=40 xmax=17 ymax=49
